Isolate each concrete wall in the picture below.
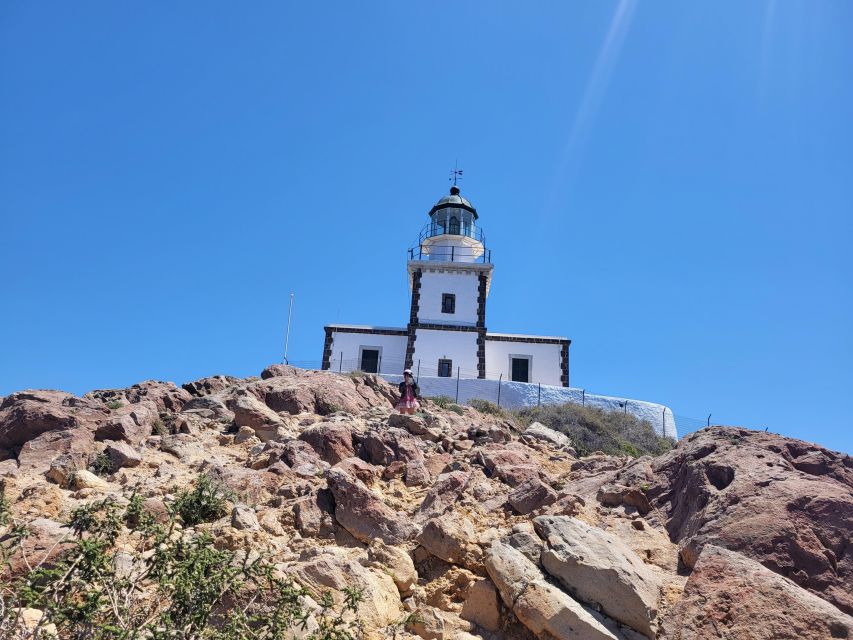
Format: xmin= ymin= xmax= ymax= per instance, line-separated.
xmin=484 ymin=339 xmax=563 ymax=386
xmin=383 ymin=374 xmax=678 ymax=439
xmin=418 ymin=270 xmax=480 ymax=325
xmin=328 ymin=331 xmax=407 ymax=374
xmin=411 ymin=328 xmax=479 ymax=377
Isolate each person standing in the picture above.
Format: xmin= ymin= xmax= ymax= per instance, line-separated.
xmin=396 ymin=369 xmax=420 ymax=415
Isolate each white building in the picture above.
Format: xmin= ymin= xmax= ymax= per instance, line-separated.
xmin=321 ymin=185 xmax=570 ymax=386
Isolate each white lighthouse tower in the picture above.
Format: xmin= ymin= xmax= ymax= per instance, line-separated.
xmin=322 ymin=183 xmax=569 ymax=386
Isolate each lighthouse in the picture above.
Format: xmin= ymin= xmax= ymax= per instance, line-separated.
xmin=322 ymin=185 xmax=570 ymax=386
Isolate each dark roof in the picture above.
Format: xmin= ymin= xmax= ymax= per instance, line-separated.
xmin=428 ymin=185 xmax=478 ymax=219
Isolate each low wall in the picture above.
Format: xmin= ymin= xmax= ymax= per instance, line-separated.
xmin=383 ymin=374 xmax=678 ymax=440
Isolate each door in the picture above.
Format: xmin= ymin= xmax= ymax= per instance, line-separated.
xmin=360 ymin=349 xmax=380 ymax=373
xmin=511 ymin=357 xmax=530 ymax=383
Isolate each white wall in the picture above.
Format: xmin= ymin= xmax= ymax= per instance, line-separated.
xmin=411 ymin=328 xmax=479 ymax=377
xmin=383 ymin=374 xmax=678 ymax=439
xmin=485 ymin=339 xmax=564 ymax=386
xmin=328 ymin=331 xmax=407 ymax=374
xmin=418 ymin=270 xmax=480 ymax=325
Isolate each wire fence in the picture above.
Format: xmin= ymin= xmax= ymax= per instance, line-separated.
xmin=283 ymin=357 xmax=714 ymax=440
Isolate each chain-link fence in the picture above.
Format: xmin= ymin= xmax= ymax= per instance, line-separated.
xmin=284 ymin=358 xmax=704 ymax=440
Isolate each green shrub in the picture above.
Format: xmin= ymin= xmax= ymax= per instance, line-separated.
xmin=447 ymin=404 xmax=465 ymax=415
xmin=89 ymin=451 xmax=113 ymax=476
xmin=347 ymin=370 xmax=367 ymax=378
xmin=515 ymin=402 xmax=675 ymax=458
xmin=468 ymin=398 xmax=506 ymax=418
xmin=172 ymin=474 xmax=232 ymax=526
xmin=106 ymin=400 xmax=123 ymax=410
xmin=428 ymin=395 xmax=454 ymax=409
xmin=0 ymin=490 xmax=365 ymax=639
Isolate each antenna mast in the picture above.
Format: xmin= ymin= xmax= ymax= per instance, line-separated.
xmin=283 ymin=292 xmax=294 ymax=364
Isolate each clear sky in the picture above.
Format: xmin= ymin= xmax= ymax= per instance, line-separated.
xmin=1 ymin=1 xmax=851 ymax=453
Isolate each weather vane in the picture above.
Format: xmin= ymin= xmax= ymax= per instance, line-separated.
xmin=449 ymin=160 xmax=463 ymax=186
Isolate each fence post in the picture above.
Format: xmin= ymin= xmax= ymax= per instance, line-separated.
xmin=707 ymin=413 xmax=712 ymax=427
xmin=416 ymin=359 xmax=420 ymax=383
xmin=624 ymin=401 xmax=628 ymax=415
xmin=582 ymin=389 xmax=585 ymax=406
xmin=538 ymin=383 xmax=541 ymax=406
xmin=338 ymin=352 xmax=343 ymax=373
xmin=377 ymin=355 xmax=382 ymax=375
xmin=497 ymin=374 xmax=502 ymax=407
xmin=455 ymin=367 xmax=461 ymax=403
xmin=662 ymin=407 xmax=666 ymax=435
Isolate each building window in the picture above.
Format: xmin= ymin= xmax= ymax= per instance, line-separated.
xmin=441 ymin=293 xmax=456 ymax=314
xmin=438 ymin=359 xmax=453 ymax=377
xmin=359 ymin=348 xmax=380 ymax=373
xmin=449 ymin=216 xmax=460 ymax=234
xmin=510 ymin=356 xmax=531 ymax=383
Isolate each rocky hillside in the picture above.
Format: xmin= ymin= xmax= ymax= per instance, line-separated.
xmin=1 ymin=366 xmax=851 ymax=639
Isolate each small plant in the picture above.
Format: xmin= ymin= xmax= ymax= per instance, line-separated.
xmin=447 ymin=404 xmax=465 ymax=416
xmin=639 ymin=482 xmax=650 ymax=493
xmin=106 ymin=400 xmax=124 ymax=410
xmin=428 ymin=395 xmax=454 ymax=409
xmin=89 ymin=451 xmax=113 ymax=476
xmin=152 ymin=418 xmax=168 ymax=436
xmin=347 ymin=370 xmax=367 ymax=378
xmin=0 ymin=492 xmax=10 ymax=526
xmin=172 ymin=474 xmax=232 ymax=526
xmin=0 ymin=487 xmax=366 ymax=639
xmin=468 ymin=398 xmax=506 ymax=418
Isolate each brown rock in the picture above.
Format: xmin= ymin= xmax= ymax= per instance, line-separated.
xmin=299 ymin=422 xmax=355 ymax=465
xmin=294 ymin=489 xmax=336 ymax=538
xmin=95 ymin=402 xmax=157 ymax=445
xmin=4 ymin=518 xmax=73 ymax=578
xmin=659 ymin=545 xmax=853 ymax=640
xmin=105 ymin=441 xmax=142 ymax=468
xmin=0 ymin=390 xmax=107 ymax=449
xmin=18 ymin=428 xmax=95 ymax=475
xmin=418 ymin=515 xmax=483 ymax=571
xmin=88 ymin=380 xmax=191 ymax=413
xmin=326 ymin=468 xmax=418 ymax=545
xmin=228 ymin=394 xmax=288 ymax=442
xmin=642 ymin=427 xmax=853 ymax=614
xmin=416 ymin=471 xmax=470 ymax=522
xmin=508 ymin=478 xmax=558 ymax=515
xmin=461 ymin=579 xmax=501 ymax=632
xmin=368 ymin=539 xmax=418 ymax=594
xmin=182 ymin=375 xmax=240 ymax=397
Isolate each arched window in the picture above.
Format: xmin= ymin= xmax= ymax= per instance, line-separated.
xmin=449 ymin=216 xmax=460 ymax=235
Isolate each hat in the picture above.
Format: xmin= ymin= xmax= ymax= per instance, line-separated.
xmin=403 ymin=369 xmax=413 ymax=375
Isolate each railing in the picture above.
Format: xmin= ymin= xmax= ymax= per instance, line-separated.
xmin=416 ymin=221 xmax=486 ymax=245
xmin=407 ymin=244 xmax=492 ymax=263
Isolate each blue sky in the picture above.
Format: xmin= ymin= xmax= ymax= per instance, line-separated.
xmin=1 ymin=1 xmax=851 ymax=453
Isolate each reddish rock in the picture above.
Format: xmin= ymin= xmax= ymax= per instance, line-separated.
xmin=493 ymin=463 xmax=540 ymax=487
xmin=659 ymin=545 xmax=853 ymax=640
xmin=88 ymin=380 xmax=191 ymax=413
xmin=642 ymin=427 xmax=853 ymax=614
xmin=294 ymin=489 xmax=336 ymax=538
xmin=3 ymin=518 xmax=73 ymax=578
xmin=182 ymin=375 xmax=240 ymax=397
xmin=596 ymin=483 xmax=651 ymax=515
xmin=383 ymin=460 xmax=407 ymax=480
xmin=299 ymin=422 xmax=355 ymax=465
xmin=249 ymin=369 xmax=396 ymax=416
xmin=508 ymin=478 xmax=558 ymax=515
xmin=105 ymin=441 xmax=142 ymax=469
xmin=0 ymin=390 xmax=107 ymax=449
xmin=404 ymin=460 xmax=431 ymax=487
xmin=326 ymin=468 xmax=418 ymax=545
xmin=95 ymin=402 xmax=157 ymax=445
xmin=416 ymin=471 xmax=470 ymax=522
xmin=17 ymin=428 xmax=96 ymax=475
xmin=360 ymin=428 xmax=425 ymax=466
xmin=333 ymin=457 xmax=379 ymax=485
xmin=477 ymin=443 xmax=533 ymax=476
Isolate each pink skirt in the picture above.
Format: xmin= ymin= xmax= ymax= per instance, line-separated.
xmin=396 ymin=397 xmax=420 ymax=410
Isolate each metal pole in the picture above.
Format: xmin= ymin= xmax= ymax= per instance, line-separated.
xmin=582 ymin=389 xmax=585 ymax=406
xmin=624 ymin=402 xmax=628 ymax=415
xmin=455 ymin=366 xmax=460 ymax=403
xmin=707 ymin=413 xmax=712 ymax=427
xmin=662 ymin=408 xmax=666 ymax=434
xmin=282 ymin=292 xmax=295 ymax=364
xmin=416 ymin=359 xmax=420 ymax=383
xmin=497 ymin=374 xmax=502 ymax=406
xmin=538 ymin=383 xmax=541 ymax=406
xmin=339 ymin=352 xmax=343 ymax=373
xmin=378 ymin=354 xmax=382 ymax=375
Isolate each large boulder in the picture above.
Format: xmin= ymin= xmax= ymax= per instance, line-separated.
xmin=292 ymin=549 xmax=403 ymax=629
xmin=227 ymin=394 xmax=289 ymax=442
xmin=326 ymin=468 xmax=418 ymax=545
xmin=367 ymin=539 xmax=418 ymax=594
xmin=659 ymin=545 xmax=853 ymax=640
xmin=484 ymin=541 xmax=618 ymax=640
xmin=3 ymin=518 xmax=73 ymax=578
xmin=248 ymin=369 xmax=396 ymax=416
xmin=417 ymin=515 xmax=483 ymax=571
xmin=508 ymin=477 xmax=558 ymax=515
xmin=534 ymin=515 xmax=662 ymax=638
xmin=95 ymin=402 xmax=158 ymax=445
xmin=182 ymin=375 xmax=240 ymax=397
xmin=299 ymin=422 xmax=355 ymax=465
xmin=0 ymin=390 xmax=107 ymax=450
xmin=640 ymin=427 xmax=853 ymax=614
xmin=522 ymin=422 xmax=574 ymax=450
xmin=416 ymin=471 xmax=470 ymax=522
xmin=17 ymin=428 xmax=96 ymax=475
xmin=87 ymin=380 xmax=191 ymax=413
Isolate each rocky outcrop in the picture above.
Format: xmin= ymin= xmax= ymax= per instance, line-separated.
xmin=534 ymin=515 xmax=662 ymax=638
xmin=485 ymin=540 xmax=618 ymax=640
xmin=659 ymin=545 xmax=853 ymax=639
xmin=0 ymin=390 xmax=107 ymax=450
xmin=325 ymin=468 xmax=418 ymax=545
xmin=638 ymin=427 xmax=853 ymax=614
